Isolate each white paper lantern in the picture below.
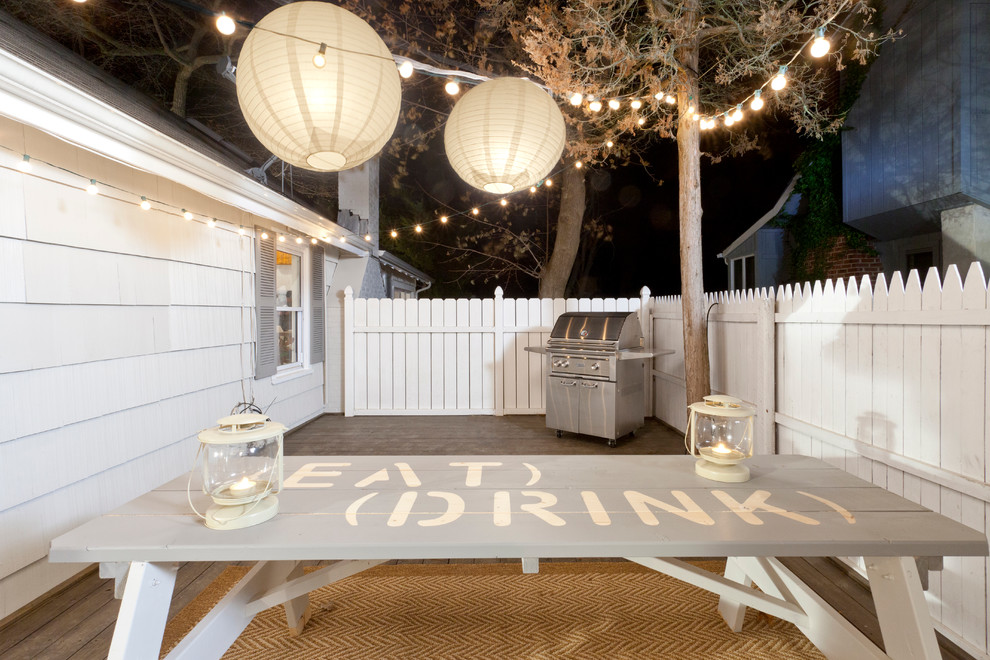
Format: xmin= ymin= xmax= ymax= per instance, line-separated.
xmin=444 ymin=78 xmax=566 ymax=194
xmin=236 ymin=2 xmax=401 ymax=172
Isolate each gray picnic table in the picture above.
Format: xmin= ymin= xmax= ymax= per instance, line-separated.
xmin=49 ymin=454 xmax=989 ymax=660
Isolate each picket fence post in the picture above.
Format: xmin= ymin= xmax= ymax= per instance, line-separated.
xmin=755 ymin=292 xmax=776 ymax=455
xmin=639 ymin=286 xmax=654 ymax=416
xmin=343 ymin=286 xmax=354 ymax=417
xmin=494 ymin=286 xmax=505 ymax=416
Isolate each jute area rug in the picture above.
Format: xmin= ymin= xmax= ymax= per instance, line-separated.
xmin=161 ymin=561 xmax=825 ymax=659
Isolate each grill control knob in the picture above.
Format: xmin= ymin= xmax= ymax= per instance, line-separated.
xmin=591 ymin=363 xmax=600 ymax=371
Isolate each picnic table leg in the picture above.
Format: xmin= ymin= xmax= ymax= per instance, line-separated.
xmin=108 ymin=561 xmax=178 ymax=660
xmin=864 ymin=556 xmax=941 ymax=660
xmin=717 ymin=557 xmax=752 ymax=632
xmin=283 ymin=563 xmax=314 ymax=636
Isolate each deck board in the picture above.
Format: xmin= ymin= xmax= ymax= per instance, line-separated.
xmin=1 ymin=414 xmax=975 ymax=659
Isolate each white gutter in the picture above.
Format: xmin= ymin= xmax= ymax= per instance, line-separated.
xmin=0 ymin=47 xmax=369 ymax=256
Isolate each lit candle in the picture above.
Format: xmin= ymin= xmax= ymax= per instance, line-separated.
xmin=713 ymin=443 xmax=732 ymax=454
xmin=229 ymin=476 xmax=255 ymax=494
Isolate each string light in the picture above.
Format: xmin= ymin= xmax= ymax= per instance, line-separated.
xmin=261 ymin=232 xmax=269 ymax=239
xmin=390 ymin=229 xmax=398 ymax=238
xmin=630 ymin=99 xmax=642 ymax=110
xmin=295 ymin=236 xmax=303 ymax=243
xmin=500 ymin=198 xmax=508 ymax=205
xmin=440 ymin=215 xmax=448 ymax=224
xmin=310 ymin=237 xmax=318 ymax=244
xmin=606 ymin=140 xmax=614 ymax=148
xmin=139 ymin=196 xmax=151 ymax=210
xmin=750 ymin=90 xmax=764 ymax=111
xmin=182 ymin=209 xmax=194 ymax=220
xmin=471 ymin=207 xmax=479 ymax=215
xmin=588 ymin=100 xmax=602 ymax=112
xmin=415 ymin=224 xmax=423 ymax=233
xmin=569 ymin=92 xmax=583 ymax=106
xmin=771 ymin=65 xmax=788 ymax=91
xmin=529 ymin=186 xmax=537 ymax=193
xmin=654 ymin=92 xmax=663 ymax=100
xmin=608 ymin=99 xmax=620 ymax=110
xmin=17 ymin=155 xmax=31 ymax=172
xmin=313 ymin=43 xmax=327 ymax=69
xmin=574 ymin=161 xmax=582 ymax=169
xmin=665 ymin=94 xmax=676 ymax=104
xmin=810 ymin=27 xmax=831 ymax=58
xmin=637 ymin=117 xmax=645 ymax=126
xmin=545 ymin=178 xmax=553 ymax=187
xmin=398 ymin=61 xmax=414 ymax=78
xmin=445 ymin=80 xmax=460 ymax=95
xmin=732 ymin=104 xmax=743 ymax=122
xmin=86 ymin=179 xmax=99 ymax=195
xmin=278 ymin=235 xmax=286 ymax=242
xmin=240 ymin=227 xmax=247 ymax=236
xmin=215 ymin=12 xmax=235 ymax=35
xmin=364 ymin=233 xmax=372 ymax=241
xmin=208 ymin=217 xmax=217 ymax=228
xmin=339 ymin=236 xmax=347 ymax=243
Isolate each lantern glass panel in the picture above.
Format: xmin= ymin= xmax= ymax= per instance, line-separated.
xmin=693 ymin=413 xmax=752 ymax=463
xmin=202 ymin=436 xmax=280 ymax=504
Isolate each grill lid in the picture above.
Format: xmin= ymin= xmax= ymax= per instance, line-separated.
xmin=548 ymin=311 xmax=641 ymax=349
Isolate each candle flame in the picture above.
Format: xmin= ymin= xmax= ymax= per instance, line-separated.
xmin=713 ymin=443 xmax=733 ymax=454
xmin=229 ymin=476 xmax=255 ymax=493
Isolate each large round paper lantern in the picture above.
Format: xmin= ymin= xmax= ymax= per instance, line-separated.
xmin=444 ymin=78 xmax=566 ymax=194
xmin=236 ymin=2 xmax=401 ymax=172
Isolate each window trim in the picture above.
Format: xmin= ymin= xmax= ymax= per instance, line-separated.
xmin=275 ymin=243 xmax=308 ymax=373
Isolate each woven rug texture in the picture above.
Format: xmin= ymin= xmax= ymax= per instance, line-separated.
xmin=161 ymin=561 xmax=825 ymax=659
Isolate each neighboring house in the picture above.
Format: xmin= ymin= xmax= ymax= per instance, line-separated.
xmin=841 ymin=0 xmax=990 ymax=277
xmin=718 ymin=175 xmax=798 ymax=290
xmin=0 ymin=11 xmax=428 ymax=618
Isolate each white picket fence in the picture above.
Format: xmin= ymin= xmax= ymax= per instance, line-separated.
xmin=651 ymin=262 xmax=990 ymax=658
xmin=342 ymin=286 xmax=647 ymax=416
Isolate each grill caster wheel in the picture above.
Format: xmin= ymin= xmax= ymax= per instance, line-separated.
xmin=608 ymin=439 xmax=616 ymax=448
xmin=555 ymin=430 xmax=562 ymax=438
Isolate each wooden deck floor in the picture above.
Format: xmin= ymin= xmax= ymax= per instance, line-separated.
xmin=0 ymin=414 xmax=971 ymax=659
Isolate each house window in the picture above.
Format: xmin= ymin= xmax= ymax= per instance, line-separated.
xmin=730 ymin=255 xmax=755 ymax=291
xmin=906 ymin=249 xmax=934 ymax=274
xmin=276 ymin=249 xmax=302 ymax=368
xmin=255 ymin=229 xmax=324 ymax=380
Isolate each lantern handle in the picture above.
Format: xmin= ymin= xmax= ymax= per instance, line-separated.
xmin=186 ymin=443 xmax=209 ymax=522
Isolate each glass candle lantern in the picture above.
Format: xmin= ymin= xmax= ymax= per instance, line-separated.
xmin=195 ymin=413 xmax=286 ymax=530
xmin=685 ymin=395 xmax=756 ymax=483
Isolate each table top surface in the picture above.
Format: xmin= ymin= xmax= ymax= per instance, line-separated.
xmin=49 ymin=454 xmax=989 ymax=563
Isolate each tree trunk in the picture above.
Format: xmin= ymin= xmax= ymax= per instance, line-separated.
xmin=539 ymin=164 xmax=586 ymax=298
xmin=171 ymin=64 xmax=192 ymax=117
xmin=676 ymin=0 xmax=711 ymax=407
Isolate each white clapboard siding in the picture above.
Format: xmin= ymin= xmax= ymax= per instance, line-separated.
xmin=343 ymin=288 xmax=642 ymax=416
xmin=651 ymin=264 xmax=990 ymax=657
xmin=0 ymin=127 xmax=326 ymax=620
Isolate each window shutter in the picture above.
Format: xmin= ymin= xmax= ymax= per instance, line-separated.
xmin=255 ymin=228 xmax=277 ymax=378
xmin=311 ymin=244 xmax=325 ymax=364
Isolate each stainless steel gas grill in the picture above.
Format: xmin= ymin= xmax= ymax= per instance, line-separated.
xmin=544 ymin=311 xmax=649 ymax=447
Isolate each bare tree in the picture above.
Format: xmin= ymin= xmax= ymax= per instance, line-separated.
xmin=515 ymin=0 xmax=890 ymax=405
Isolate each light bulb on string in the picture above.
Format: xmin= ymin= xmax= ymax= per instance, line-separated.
xmin=364 ymin=234 xmax=372 ymax=242
xmin=261 ymin=232 xmax=269 ymax=240
xmin=445 ymin=80 xmax=460 ymax=95
xmin=771 ymin=66 xmax=788 ymax=91
xmin=313 ymin=43 xmax=327 ymax=69
xmin=637 ymin=118 xmax=645 ymax=126
xmin=216 ymin=12 xmax=235 ymax=35
xmin=278 ymin=235 xmax=286 ymax=242
xmin=140 ymin=196 xmax=151 ymax=210
xmin=86 ymin=179 xmax=99 ymax=195
xmin=545 ymin=178 xmax=553 ymax=187
xmin=732 ymin=104 xmax=743 ymax=122
xmin=339 ymin=236 xmax=347 ymax=243
xmin=724 ymin=113 xmax=735 ymax=127
xmin=665 ymin=94 xmax=676 ymax=104
xmin=574 ymin=161 xmax=583 ymax=169
xmin=414 ymin=224 xmax=423 ymax=233
xmin=687 ymin=104 xmax=695 ymax=114
xmin=500 ymin=198 xmax=508 ymax=205
xmin=295 ymin=236 xmax=303 ymax=244
xmin=569 ymin=92 xmax=583 ymax=106
xmin=398 ymin=61 xmax=414 ymax=78
xmin=390 ymin=229 xmax=398 ymax=238
xmin=588 ymin=100 xmax=602 ymax=112
xmin=310 ymin=237 xmax=317 ymax=244
xmin=654 ymin=92 xmax=663 ymax=100
xmin=208 ymin=218 xmax=218 ymax=228
xmin=608 ymin=99 xmax=620 ymax=110
xmin=182 ymin=209 xmax=194 ymax=221
xmin=471 ymin=207 xmax=480 ymax=215
xmin=751 ymin=89 xmax=764 ymax=111
xmin=440 ymin=215 xmax=448 ymax=224
xmin=810 ymin=27 xmax=831 ymax=58
xmin=606 ymin=140 xmax=614 ymax=148
xmin=692 ymin=113 xmax=700 ymax=121
xmin=17 ymin=155 xmax=31 ymax=173
xmin=630 ymin=99 xmax=642 ymax=110
xmin=529 ymin=186 xmax=537 ymax=193
xmin=240 ymin=227 xmax=248 ymax=236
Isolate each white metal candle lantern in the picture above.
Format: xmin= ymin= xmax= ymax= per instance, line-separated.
xmin=685 ymin=395 xmax=756 ymax=483
xmin=194 ymin=413 xmax=286 ymax=530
